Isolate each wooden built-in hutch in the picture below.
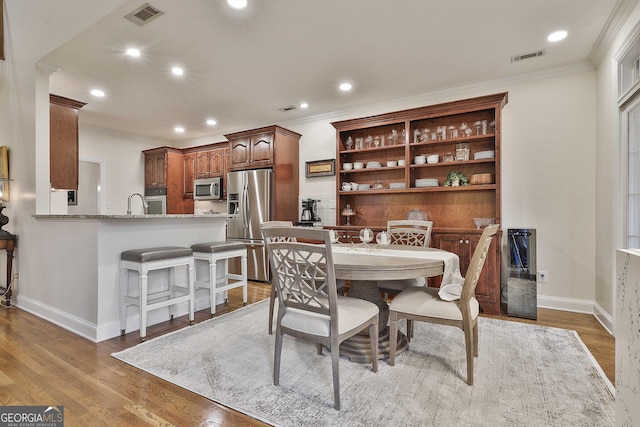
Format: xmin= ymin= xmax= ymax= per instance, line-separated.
xmin=331 ymin=93 xmax=508 ymax=315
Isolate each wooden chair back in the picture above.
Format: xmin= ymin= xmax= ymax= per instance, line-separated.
xmin=387 ymin=220 xmax=434 ymax=247
xmin=460 ymin=224 xmax=499 ymax=308
xmin=262 ymin=227 xmax=338 ymax=323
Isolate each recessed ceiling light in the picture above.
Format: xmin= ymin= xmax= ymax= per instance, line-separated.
xmin=339 ymin=82 xmax=352 ymax=92
xmin=90 ymin=89 xmax=105 ymax=97
xmin=171 ymin=66 xmax=184 ymax=76
xmin=125 ymin=47 xmax=141 ymax=57
xmin=227 ymin=0 xmax=248 ymax=9
xmin=300 ymin=102 xmax=309 ymax=109
xmin=174 ymin=126 xmax=185 ymax=133
xmin=547 ymin=30 xmax=568 ymax=42
xmin=206 ymin=119 xmax=217 ymax=126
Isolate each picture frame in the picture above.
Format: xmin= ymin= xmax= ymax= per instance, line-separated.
xmin=306 ymin=159 xmax=336 ymax=178
xmin=67 ymin=190 xmax=77 ymax=206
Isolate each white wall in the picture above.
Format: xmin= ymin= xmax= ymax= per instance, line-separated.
xmin=79 ymin=126 xmax=168 ymax=214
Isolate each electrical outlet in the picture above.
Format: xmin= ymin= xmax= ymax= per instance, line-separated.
xmin=538 ymin=271 xmax=547 ymax=283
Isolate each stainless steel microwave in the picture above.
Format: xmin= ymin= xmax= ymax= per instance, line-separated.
xmin=194 ymin=177 xmax=222 ymax=200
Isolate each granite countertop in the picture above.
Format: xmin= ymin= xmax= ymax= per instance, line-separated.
xmin=33 ymin=213 xmax=233 ymax=220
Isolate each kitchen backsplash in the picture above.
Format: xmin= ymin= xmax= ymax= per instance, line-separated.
xmin=299 ymin=194 xmax=336 ymax=226
xmin=194 ymin=200 xmax=227 ymax=215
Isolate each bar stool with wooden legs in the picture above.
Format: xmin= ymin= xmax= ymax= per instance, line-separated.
xmin=191 ymin=241 xmax=248 ymax=315
xmin=120 ymin=246 xmax=195 ymax=341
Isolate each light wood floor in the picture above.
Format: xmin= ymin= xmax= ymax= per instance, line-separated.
xmin=0 ymin=282 xmax=614 ymax=427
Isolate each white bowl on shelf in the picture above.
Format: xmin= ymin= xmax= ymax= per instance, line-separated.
xmin=366 ymin=162 xmax=381 ymax=169
xmin=353 ymin=162 xmax=364 ymax=169
xmin=398 ymin=159 xmax=406 ymax=166
xmin=358 ymin=184 xmax=371 ymax=190
xmin=343 ymin=162 xmax=353 ymax=170
xmin=414 ymin=155 xmax=426 ymax=165
xmin=386 ymin=160 xmax=398 ymax=167
xmin=426 ymin=154 xmax=439 ymax=164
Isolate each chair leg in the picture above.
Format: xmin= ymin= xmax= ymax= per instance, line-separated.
xmin=209 ymin=256 xmax=218 ymax=315
xmin=330 ymin=339 xmax=341 ymax=410
xmin=464 ymin=322 xmax=475 ymax=385
xmin=389 ymin=311 xmax=398 ymax=366
xmin=241 ymin=252 xmax=248 ymax=305
xmin=407 ymin=319 xmax=414 ymax=342
xmin=273 ymin=326 xmax=283 ymax=386
xmin=268 ymin=283 xmax=277 ymax=335
xmin=119 ymin=265 xmax=127 ymax=335
xmin=187 ymin=259 xmax=195 ymax=325
xmin=139 ymin=265 xmax=148 ymax=341
xmin=369 ymin=319 xmax=379 ymax=372
xmin=473 ymin=322 xmax=479 ymax=357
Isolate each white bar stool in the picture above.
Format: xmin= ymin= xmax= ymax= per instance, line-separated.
xmin=120 ymin=246 xmax=195 ymax=341
xmin=191 ymin=241 xmax=248 ymax=315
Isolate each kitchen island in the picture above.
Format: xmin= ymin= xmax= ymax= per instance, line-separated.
xmin=29 ymin=214 xmax=231 ymax=342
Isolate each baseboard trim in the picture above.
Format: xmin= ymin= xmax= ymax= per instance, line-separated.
xmin=16 ymin=292 xmax=219 ymax=343
xmin=537 ymin=295 xmax=614 ymax=336
xmin=537 ymin=295 xmax=595 ymax=313
xmin=16 ymin=295 xmax=100 ymax=342
xmin=593 ymin=302 xmax=614 ymax=336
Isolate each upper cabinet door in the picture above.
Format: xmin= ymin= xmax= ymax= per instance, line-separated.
xmin=249 ymin=133 xmax=274 ymax=166
xmin=229 ymin=137 xmax=252 ymax=169
xmin=195 ymin=151 xmax=211 ymax=178
xmin=49 ymin=95 xmax=85 ymax=190
xmin=208 ymin=149 xmax=225 ymax=176
xmin=144 ymin=151 xmax=166 ymax=188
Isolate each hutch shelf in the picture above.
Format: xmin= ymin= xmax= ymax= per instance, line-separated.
xmin=331 ymin=92 xmax=508 ymax=315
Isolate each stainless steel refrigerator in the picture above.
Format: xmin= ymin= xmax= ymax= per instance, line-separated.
xmin=227 ymin=168 xmax=273 ymax=282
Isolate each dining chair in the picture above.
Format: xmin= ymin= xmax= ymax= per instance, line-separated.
xmin=388 ymin=223 xmax=498 ymax=385
xmin=260 ymin=220 xmax=294 ymax=335
xmin=378 ymin=219 xmax=434 ymax=298
xmin=263 ymin=226 xmax=379 ymax=410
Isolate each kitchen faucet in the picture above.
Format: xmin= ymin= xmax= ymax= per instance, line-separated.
xmin=127 ymin=193 xmax=149 ymax=215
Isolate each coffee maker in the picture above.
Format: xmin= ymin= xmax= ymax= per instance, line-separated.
xmin=299 ymin=198 xmax=321 ymax=226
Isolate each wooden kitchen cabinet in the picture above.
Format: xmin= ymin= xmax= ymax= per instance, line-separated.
xmin=332 ymin=92 xmax=507 ymax=314
xmin=183 ymin=142 xmax=229 ymax=200
xmin=225 ymin=125 xmax=301 ymax=222
xmin=226 ymin=126 xmax=297 ymax=170
xmin=183 ymin=152 xmax=196 ymax=198
xmin=144 ymin=151 xmax=166 ymax=189
xmin=432 ymin=230 xmax=501 ymax=315
xmin=195 ymin=148 xmax=225 ymax=178
xmin=50 ymin=94 xmax=86 ymax=190
xmin=143 ymin=147 xmax=193 ymax=214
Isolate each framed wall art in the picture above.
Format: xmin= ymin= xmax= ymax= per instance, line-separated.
xmin=306 ymin=159 xmax=335 ymax=178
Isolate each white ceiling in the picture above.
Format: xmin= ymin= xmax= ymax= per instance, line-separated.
xmin=42 ymin=0 xmax=619 ymax=143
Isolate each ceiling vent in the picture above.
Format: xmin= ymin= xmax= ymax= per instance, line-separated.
xmin=278 ymin=105 xmax=297 ymax=112
xmin=511 ymin=49 xmax=546 ymax=63
xmin=124 ymin=3 xmax=164 ymax=26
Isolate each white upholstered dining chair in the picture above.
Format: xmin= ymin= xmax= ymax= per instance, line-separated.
xmin=377 ymin=219 xmax=434 ymax=297
xmin=388 ymin=223 xmax=498 ymax=385
xmin=260 ymin=220 xmax=295 ymax=335
xmin=263 ymin=226 xmax=379 ymax=410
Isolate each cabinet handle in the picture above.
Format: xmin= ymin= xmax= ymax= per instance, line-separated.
xmin=465 ymin=240 xmax=470 ymax=244
xmin=459 ymin=240 xmax=464 ymax=244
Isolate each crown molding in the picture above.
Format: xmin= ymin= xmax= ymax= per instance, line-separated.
xmin=589 ymin=0 xmax=638 ymax=66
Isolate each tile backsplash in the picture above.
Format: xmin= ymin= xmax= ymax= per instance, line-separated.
xmin=299 ymin=194 xmax=336 ymax=226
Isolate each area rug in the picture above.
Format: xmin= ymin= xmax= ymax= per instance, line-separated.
xmin=112 ymin=300 xmax=614 ymax=427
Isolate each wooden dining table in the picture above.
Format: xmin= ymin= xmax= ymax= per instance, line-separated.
xmin=329 ymin=243 xmax=454 ymax=362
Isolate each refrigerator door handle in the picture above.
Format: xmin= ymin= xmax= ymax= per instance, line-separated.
xmin=242 ymin=177 xmax=250 ymax=229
